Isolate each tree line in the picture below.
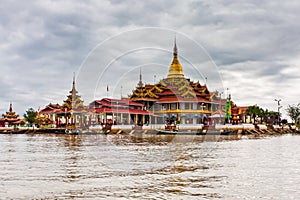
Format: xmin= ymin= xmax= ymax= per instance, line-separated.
xmin=246 ymin=103 xmax=300 ymax=124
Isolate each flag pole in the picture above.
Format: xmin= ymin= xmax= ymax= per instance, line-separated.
xmin=106 ymin=85 xmax=109 ymax=98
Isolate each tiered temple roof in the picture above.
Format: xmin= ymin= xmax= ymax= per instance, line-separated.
xmin=89 ymin=98 xmax=150 ymax=115
xmin=0 ymin=103 xmax=21 ymax=127
xmin=40 ymin=103 xmax=61 ymax=114
xmin=61 ymin=74 xmax=85 ymax=110
xmin=130 ymin=39 xmax=212 ymax=103
xmin=2 ymin=103 xmax=19 ymax=119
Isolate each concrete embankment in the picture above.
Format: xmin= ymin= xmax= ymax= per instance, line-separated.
xmin=215 ymin=124 xmax=300 ymax=135
xmin=0 ymin=127 xmax=66 ymax=134
xmin=0 ymin=124 xmax=299 ymax=135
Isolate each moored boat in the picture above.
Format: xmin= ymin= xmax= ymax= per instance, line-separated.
xmin=154 ymin=129 xmax=202 ymax=135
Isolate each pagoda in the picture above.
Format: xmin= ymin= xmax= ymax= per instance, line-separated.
xmin=59 ymin=74 xmax=87 ymax=128
xmin=130 ymin=39 xmax=224 ymax=125
xmin=61 ymin=73 xmax=85 ymax=110
xmin=0 ymin=103 xmax=21 ymax=127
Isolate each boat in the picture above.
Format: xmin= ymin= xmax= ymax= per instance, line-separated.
xmin=204 ymin=130 xmax=234 ymax=135
xmin=65 ymin=129 xmax=108 ymax=135
xmin=0 ymin=129 xmax=28 ymax=134
xmin=154 ymin=129 xmax=233 ymax=135
xmin=65 ymin=129 xmax=80 ymax=135
xmin=154 ymin=129 xmax=202 ymax=135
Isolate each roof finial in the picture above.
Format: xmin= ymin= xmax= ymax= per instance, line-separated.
xmin=72 ymin=72 xmax=76 ymax=90
xmin=173 ymin=34 xmax=178 ymax=56
xmin=138 ymin=67 xmax=143 ymax=87
xmin=71 ymin=72 xmax=78 ymax=95
xmin=73 ymin=72 xmax=75 ymax=84
xmin=9 ymin=102 xmax=12 ymax=112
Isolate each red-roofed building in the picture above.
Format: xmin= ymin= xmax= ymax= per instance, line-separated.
xmin=89 ymin=98 xmax=151 ymax=125
xmin=130 ymin=39 xmax=226 ymax=125
xmin=0 ymin=103 xmax=22 ymax=127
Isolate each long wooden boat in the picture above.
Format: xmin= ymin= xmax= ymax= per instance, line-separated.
xmin=65 ymin=129 xmax=108 ymax=135
xmin=154 ymin=129 xmax=233 ymax=135
xmin=0 ymin=129 xmax=28 ymax=134
xmin=154 ymin=129 xmax=202 ymax=135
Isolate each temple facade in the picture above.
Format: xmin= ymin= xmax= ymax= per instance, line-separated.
xmin=130 ymin=40 xmax=225 ymax=125
xmin=89 ymin=98 xmax=151 ymax=125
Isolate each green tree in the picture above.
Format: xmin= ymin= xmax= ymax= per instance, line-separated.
xmin=286 ymin=103 xmax=300 ymax=123
xmin=24 ymin=108 xmax=37 ymax=126
xmin=262 ymin=109 xmax=270 ymax=124
xmin=267 ymin=111 xmax=279 ymax=124
xmin=246 ymin=105 xmax=261 ymax=124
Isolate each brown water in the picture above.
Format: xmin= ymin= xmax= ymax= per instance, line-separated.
xmin=0 ymin=133 xmax=300 ymax=199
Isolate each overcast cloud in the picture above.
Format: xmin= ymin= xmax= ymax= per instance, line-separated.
xmin=0 ymin=0 xmax=300 ymax=120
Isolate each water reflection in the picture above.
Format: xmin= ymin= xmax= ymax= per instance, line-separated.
xmin=0 ymin=134 xmax=300 ymax=199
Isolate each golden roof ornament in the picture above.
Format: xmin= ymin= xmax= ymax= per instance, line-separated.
xmin=167 ymin=36 xmax=184 ymax=78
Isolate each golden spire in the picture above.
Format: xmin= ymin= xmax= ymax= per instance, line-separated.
xmin=9 ymin=102 xmax=12 ymax=113
xmin=138 ymin=67 xmax=143 ymax=87
xmin=71 ymin=72 xmax=77 ymax=95
xmin=167 ymin=36 xmax=184 ymax=78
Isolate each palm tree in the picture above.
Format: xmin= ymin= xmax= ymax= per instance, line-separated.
xmin=246 ymin=105 xmax=260 ymax=124
xmin=258 ymin=108 xmax=266 ymax=124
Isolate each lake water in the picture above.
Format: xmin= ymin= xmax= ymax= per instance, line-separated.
xmin=0 ymin=133 xmax=300 ymax=199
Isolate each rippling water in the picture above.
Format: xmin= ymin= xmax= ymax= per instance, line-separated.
xmin=1 ymin=133 xmax=300 ymax=199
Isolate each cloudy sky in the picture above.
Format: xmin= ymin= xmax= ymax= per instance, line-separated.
xmin=1 ymin=0 xmax=300 ymax=120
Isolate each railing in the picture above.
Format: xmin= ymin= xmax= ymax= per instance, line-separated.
xmin=154 ymin=109 xmax=212 ymax=114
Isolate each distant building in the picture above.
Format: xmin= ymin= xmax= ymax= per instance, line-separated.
xmin=0 ymin=103 xmax=22 ymax=127
xmin=40 ymin=75 xmax=89 ymax=128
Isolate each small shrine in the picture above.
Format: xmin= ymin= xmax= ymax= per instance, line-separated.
xmin=0 ymin=103 xmax=21 ymax=127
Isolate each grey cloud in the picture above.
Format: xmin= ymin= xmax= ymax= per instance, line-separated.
xmin=0 ymin=0 xmax=299 ymax=120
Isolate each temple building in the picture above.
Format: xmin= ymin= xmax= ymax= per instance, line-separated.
xmin=130 ymin=39 xmax=225 ymax=125
xmin=38 ymin=40 xmax=243 ymax=129
xmin=37 ymin=103 xmax=60 ymax=126
xmin=40 ymin=75 xmax=89 ymax=128
xmin=89 ymin=98 xmax=150 ymax=125
xmin=0 ymin=103 xmax=22 ymax=127
xmin=58 ymin=74 xmax=87 ymax=128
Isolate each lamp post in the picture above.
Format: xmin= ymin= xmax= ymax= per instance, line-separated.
xmin=274 ymin=99 xmax=281 ymax=125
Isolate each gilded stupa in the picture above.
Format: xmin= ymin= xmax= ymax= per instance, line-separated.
xmin=167 ymin=38 xmax=184 ymax=78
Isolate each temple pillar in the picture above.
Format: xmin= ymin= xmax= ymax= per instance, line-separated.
xmin=193 ymin=115 xmax=197 ymax=124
